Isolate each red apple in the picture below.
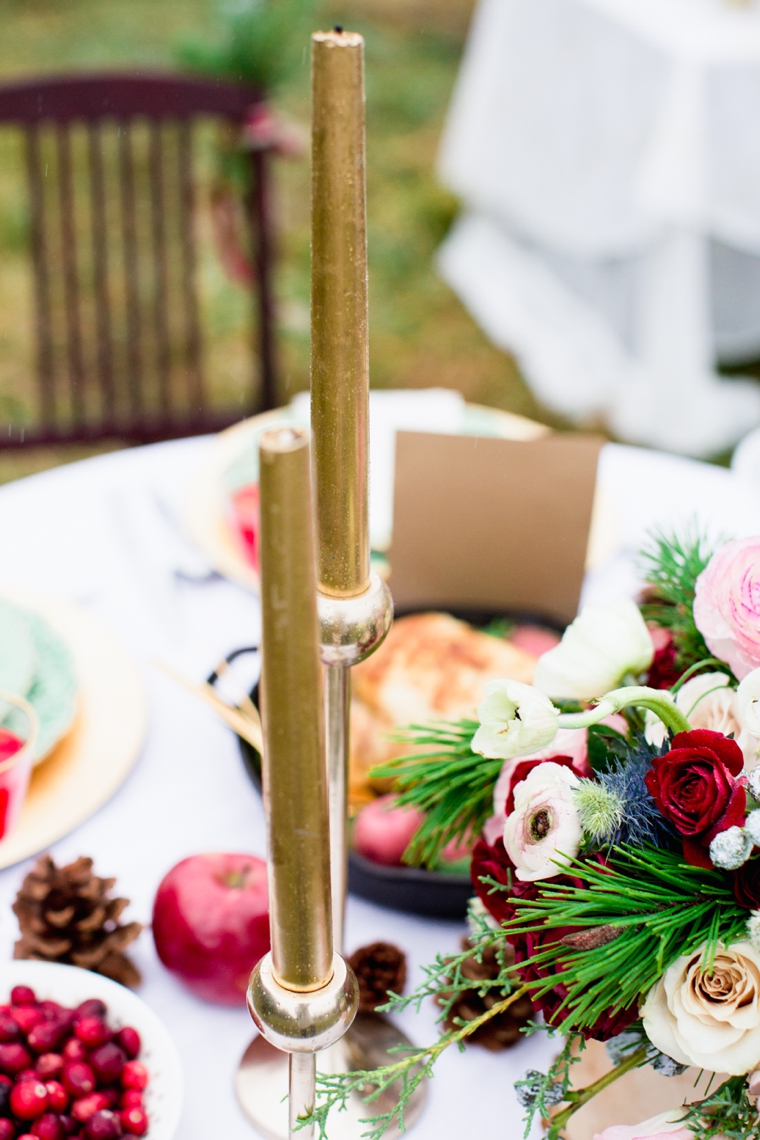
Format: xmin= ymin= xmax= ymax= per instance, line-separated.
xmin=152 ymin=854 xmax=269 ymax=1006
xmin=353 ymin=796 xmax=425 ymax=866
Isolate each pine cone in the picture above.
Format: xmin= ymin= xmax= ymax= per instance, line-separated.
xmin=13 ymin=855 xmax=142 ymax=988
xmin=348 ymin=942 xmax=407 ymax=1012
xmin=436 ymin=938 xmax=534 ymax=1051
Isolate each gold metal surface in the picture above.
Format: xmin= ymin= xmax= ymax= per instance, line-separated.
xmin=311 ymin=29 xmax=370 ymax=598
xmin=235 ymin=1014 xmax=428 ymax=1140
xmin=259 ymin=426 xmax=332 ymax=991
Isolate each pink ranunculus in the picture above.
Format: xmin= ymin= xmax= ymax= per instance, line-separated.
xmin=593 ymin=1111 xmax=693 ymax=1140
xmin=694 ymin=537 xmax=760 ymax=681
xmin=483 ymin=728 xmax=590 ymax=845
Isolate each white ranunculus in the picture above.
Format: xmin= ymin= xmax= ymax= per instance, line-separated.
xmin=642 ymin=941 xmax=760 ymax=1075
xmin=738 ymin=668 xmax=760 ymax=771
xmin=471 ymin=679 xmax=559 ymax=761
xmin=503 ymin=761 xmax=582 ymax=881
xmin=533 ymin=600 xmax=654 ymax=700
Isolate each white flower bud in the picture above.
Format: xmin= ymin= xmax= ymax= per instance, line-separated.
xmin=746 ymin=810 xmax=760 ymax=848
xmin=471 ymin=679 xmax=559 ymax=761
xmin=747 ymin=912 xmax=760 ymax=955
xmin=709 ymin=826 xmax=753 ymax=870
xmin=534 ymin=599 xmax=653 ymax=701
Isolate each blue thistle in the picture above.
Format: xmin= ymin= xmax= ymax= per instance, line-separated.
xmin=595 ymin=735 xmax=677 ymax=849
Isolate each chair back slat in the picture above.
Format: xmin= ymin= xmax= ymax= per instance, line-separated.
xmin=56 ymin=122 xmax=87 ymax=430
xmin=177 ymin=119 xmax=204 ymax=418
xmin=0 ymin=71 xmax=277 ymax=449
xmin=148 ymin=121 xmax=171 ymax=420
xmin=24 ymin=123 xmax=56 ymax=429
xmin=117 ymin=120 xmax=143 ymax=427
xmin=87 ymin=121 xmax=116 ymax=431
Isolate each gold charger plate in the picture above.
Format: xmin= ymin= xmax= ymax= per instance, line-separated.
xmin=0 ymin=590 xmax=147 ymax=869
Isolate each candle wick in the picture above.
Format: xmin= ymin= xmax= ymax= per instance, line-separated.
xmin=334 ymin=24 xmax=343 ymax=33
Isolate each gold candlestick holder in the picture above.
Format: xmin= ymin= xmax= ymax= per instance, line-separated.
xmin=236 ymin=29 xmax=427 ymax=1139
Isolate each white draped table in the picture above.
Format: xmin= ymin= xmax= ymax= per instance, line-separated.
xmin=0 ymin=433 xmax=758 ymax=1138
xmin=439 ymin=0 xmax=760 ymax=456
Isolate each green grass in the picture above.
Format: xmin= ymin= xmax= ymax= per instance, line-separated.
xmin=0 ymin=0 xmax=565 ymax=484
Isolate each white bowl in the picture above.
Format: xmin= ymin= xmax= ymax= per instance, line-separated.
xmin=0 ymin=960 xmax=183 ymax=1139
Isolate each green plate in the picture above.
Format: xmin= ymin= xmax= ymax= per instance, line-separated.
xmin=1 ymin=603 xmax=78 ymax=761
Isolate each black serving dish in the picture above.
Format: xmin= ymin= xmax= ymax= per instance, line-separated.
xmin=217 ymin=608 xmax=562 ymax=920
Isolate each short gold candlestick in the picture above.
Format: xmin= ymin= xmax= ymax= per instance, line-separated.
xmin=244 ymin=427 xmax=358 ymax=1139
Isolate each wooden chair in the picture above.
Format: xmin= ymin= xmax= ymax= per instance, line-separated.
xmin=0 ymin=72 xmax=277 ymax=449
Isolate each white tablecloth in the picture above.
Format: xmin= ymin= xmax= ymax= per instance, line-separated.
xmin=0 ymin=436 xmax=758 ymax=1138
xmin=438 ymin=0 xmax=760 ymax=456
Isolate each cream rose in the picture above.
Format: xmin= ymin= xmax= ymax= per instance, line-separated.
xmin=738 ymin=668 xmax=760 ymax=771
xmin=642 ymin=941 xmax=760 ymax=1075
xmin=503 ymin=761 xmax=582 ymax=881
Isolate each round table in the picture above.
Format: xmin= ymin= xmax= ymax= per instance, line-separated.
xmin=0 ymin=435 xmax=758 ymax=1139
xmin=439 ymin=0 xmax=760 ymax=456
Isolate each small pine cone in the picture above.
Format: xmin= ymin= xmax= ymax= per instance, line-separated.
xmin=13 ymin=855 xmax=142 ymax=988
xmin=437 ymin=938 xmax=534 ymax=1052
xmin=348 ymin=942 xmax=407 ymax=1012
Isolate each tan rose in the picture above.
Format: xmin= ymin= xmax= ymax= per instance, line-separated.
xmin=642 ymin=941 xmax=760 ymax=1075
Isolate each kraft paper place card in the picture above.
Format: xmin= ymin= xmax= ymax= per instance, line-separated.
xmin=388 ymin=431 xmax=604 ymax=627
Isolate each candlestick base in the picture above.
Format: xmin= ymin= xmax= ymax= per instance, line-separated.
xmin=235 ymin=1013 xmax=427 ymax=1139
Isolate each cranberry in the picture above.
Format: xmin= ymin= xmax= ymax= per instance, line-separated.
xmin=36 ymin=1056 xmax=63 ymax=1079
xmin=0 ymin=1124 xmax=13 ymax=1140
xmin=88 ymin=1046 xmax=125 ymax=1087
xmin=62 ymin=1062 xmax=95 ymax=1097
xmin=72 ymin=1093 xmax=109 ymax=1123
xmin=0 ymin=1043 xmax=32 ymax=1074
xmin=85 ymin=1110 xmax=122 ymax=1140
xmin=0 ymin=1019 xmax=19 ymax=1044
xmin=10 ymin=1008 xmax=42 ymax=1035
xmin=28 ymin=1023 xmax=65 ymax=1055
xmin=75 ymin=1002 xmax=105 ymax=1022
xmin=0 ymin=1082 xmax=9 ymax=1114
xmin=74 ymin=1020 xmax=108 ymax=1050
xmin=58 ymin=1116 xmax=76 ymax=1136
xmin=100 ymin=1090 xmax=118 ymax=1108
xmin=119 ymin=1107 xmax=147 ymax=1137
xmin=61 ymin=1040 xmax=86 ymax=1063
xmin=10 ymin=1078 xmax=49 ymax=1119
xmin=113 ymin=1031 xmax=138 ymax=1063
xmin=10 ymin=988 xmax=36 ymax=1008
xmin=118 ymin=1091 xmax=141 ymax=1110
xmin=118 ymin=1063 xmax=146 ymax=1092
xmin=17 ymin=1070 xmax=39 ymax=1081
xmin=31 ymin=1116 xmax=63 ymax=1140
xmin=44 ymin=1082 xmax=68 ymax=1113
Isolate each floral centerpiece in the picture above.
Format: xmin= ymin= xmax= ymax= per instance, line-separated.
xmin=310 ymin=532 xmax=760 ymax=1140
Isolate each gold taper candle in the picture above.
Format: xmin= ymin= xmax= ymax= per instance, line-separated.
xmin=311 ymin=29 xmax=370 ymax=598
xmin=259 ymin=426 xmax=332 ymax=991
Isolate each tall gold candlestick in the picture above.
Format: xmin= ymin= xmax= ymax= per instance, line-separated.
xmin=258 ymin=425 xmax=332 ymax=990
xmin=311 ymin=29 xmax=370 ymax=599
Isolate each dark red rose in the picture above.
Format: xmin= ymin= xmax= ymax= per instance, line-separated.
xmin=646 ymin=634 xmax=682 ymax=690
xmin=471 ymin=841 xmax=634 ymax=1040
xmin=504 ymin=755 xmax=578 ymax=815
xmin=733 ymin=858 xmax=760 ymax=909
xmin=470 ymin=838 xmax=539 ymax=927
xmin=644 ymin=730 xmax=746 ymax=868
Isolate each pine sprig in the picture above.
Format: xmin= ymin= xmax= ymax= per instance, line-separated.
xmin=639 ymin=527 xmax=725 ymax=673
xmin=498 ymin=845 xmax=748 ymax=1033
xmin=370 ymin=719 xmax=496 ymax=867
xmin=682 ymin=1076 xmax=758 ymax=1139
xmin=514 ymin=1031 xmax=587 ymax=1138
xmin=306 ymin=986 xmax=529 ymax=1140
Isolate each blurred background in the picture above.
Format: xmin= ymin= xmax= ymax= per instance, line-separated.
xmin=0 ymin=0 xmax=562 ymax=487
